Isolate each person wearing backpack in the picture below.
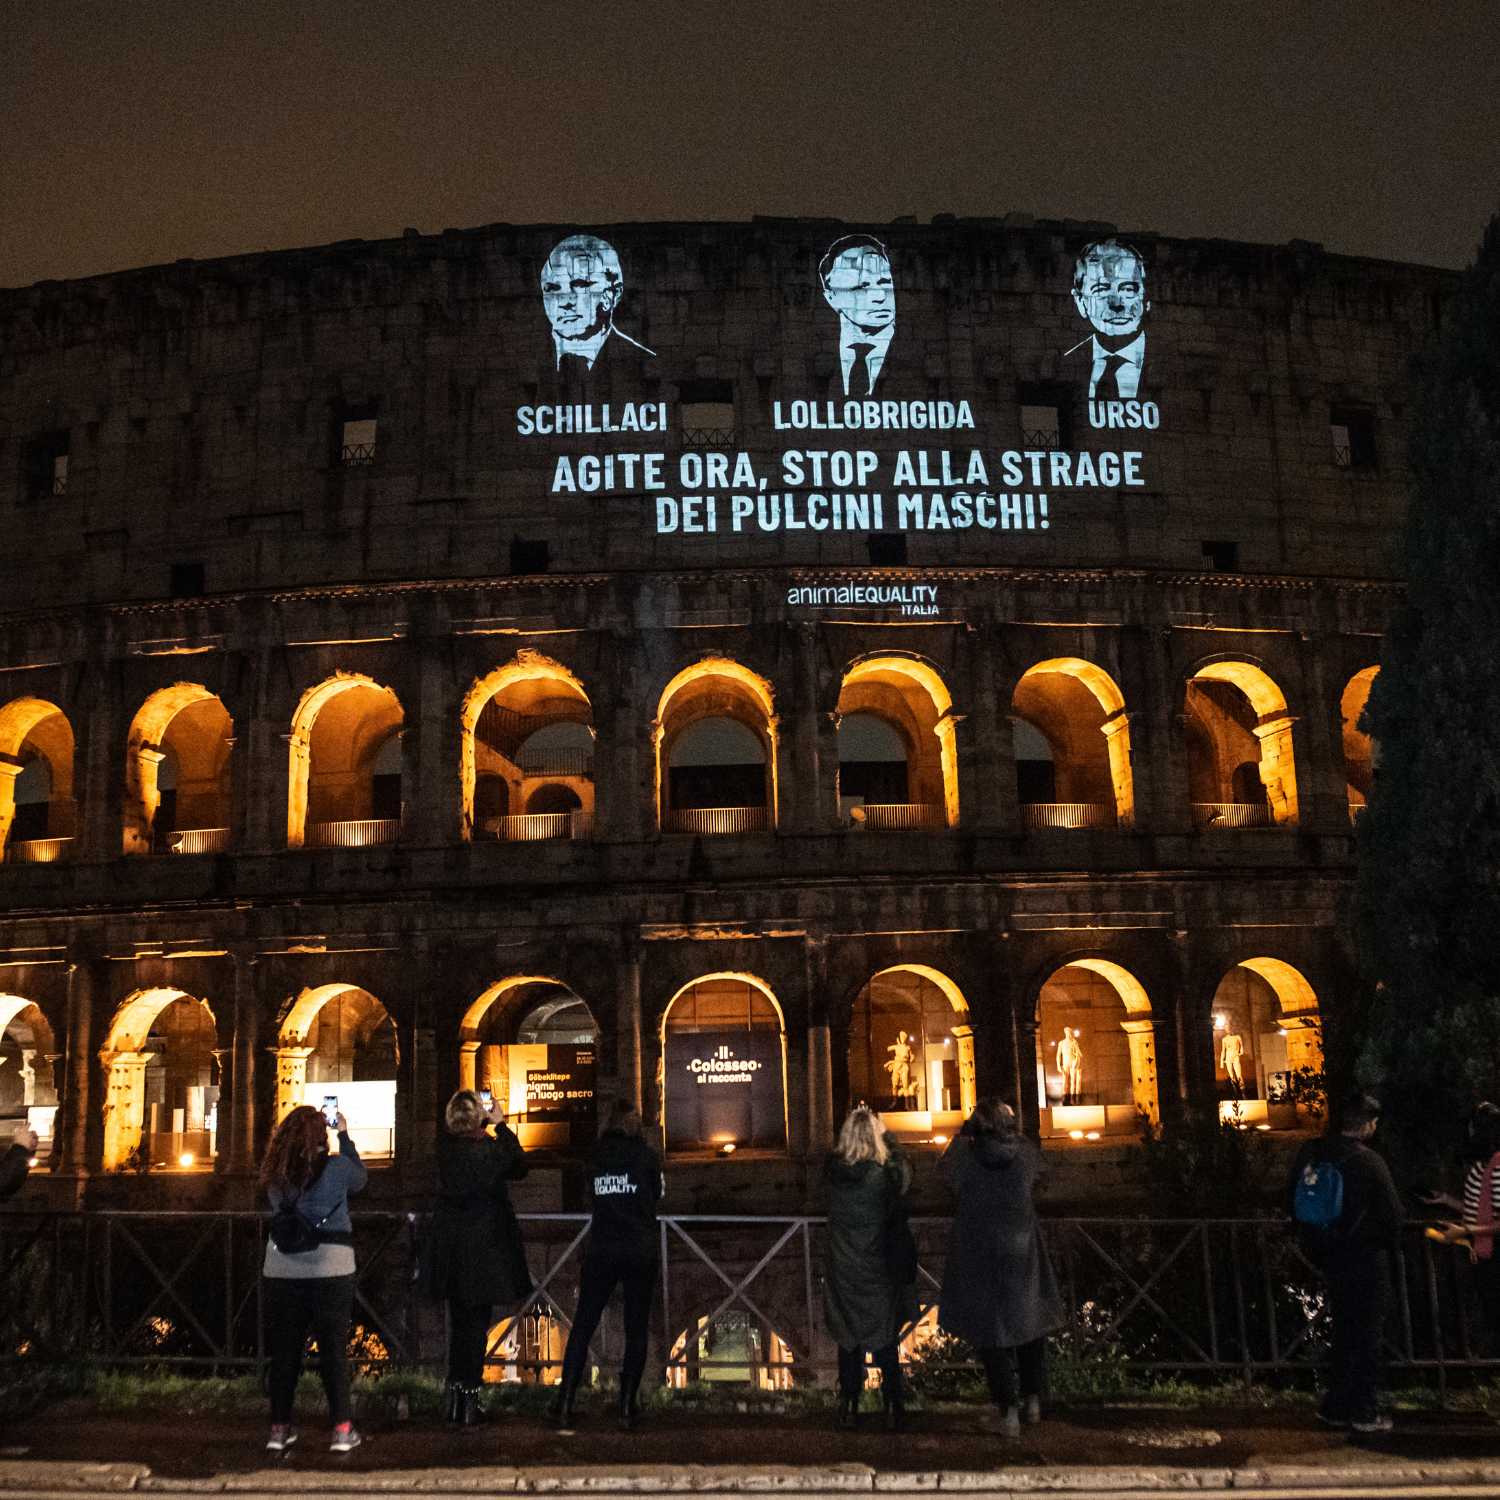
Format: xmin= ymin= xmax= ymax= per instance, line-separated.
xmin=1287 ymin=1092 xmax=1404 ymax=1434
xmin=260 ymin=1104 xmax=368 ymax=1454
xmin=822 ymin=1107 xmax=917 ymax=1431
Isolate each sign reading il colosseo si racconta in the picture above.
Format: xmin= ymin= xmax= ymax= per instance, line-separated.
xmin=516 ymin=232 xmax=1160 ymax=538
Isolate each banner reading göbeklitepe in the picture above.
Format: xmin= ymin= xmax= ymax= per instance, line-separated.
xmin=514 ymin=228 xmax=1163 ymax=543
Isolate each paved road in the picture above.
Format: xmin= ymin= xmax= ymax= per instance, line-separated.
xmin=6 ymin=1404 xmax=1500 ymax=1496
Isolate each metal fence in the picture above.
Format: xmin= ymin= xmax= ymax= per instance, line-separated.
xmin=0 ymin=1212 xmax=1493 ymax=1394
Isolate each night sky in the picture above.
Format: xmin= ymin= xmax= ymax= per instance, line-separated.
xmin=3 ymin=0 xmax=1497 ymax=289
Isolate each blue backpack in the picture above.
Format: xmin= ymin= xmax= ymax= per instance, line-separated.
xmin=1293 ymin=1157 xmax=1345 ymax=1230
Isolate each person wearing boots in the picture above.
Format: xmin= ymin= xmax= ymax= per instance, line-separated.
xmin=937 ymin=1099 xmax=1063 ymax=1438
xmin=550 ymin=1099 xmax=663 ymax=1432
xmin=823 ymin=1106 xmax=918 ymax=1430
xmin=421 ymin=1089 xmax=531 ymax=1425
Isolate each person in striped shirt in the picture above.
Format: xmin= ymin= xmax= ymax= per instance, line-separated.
xmin=1424 ymin=1103 xmax=1500 ymax=1353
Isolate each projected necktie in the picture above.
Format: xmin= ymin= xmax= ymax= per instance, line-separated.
xmin=1096 ymin=353 xmax=1126 ymax=401
xmin=849 ymin=343 xmax=875 ymax=399
xmin=559 ymin=353 xmax=592 ymax=380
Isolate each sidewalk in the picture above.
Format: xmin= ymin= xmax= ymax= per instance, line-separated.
xmin=7 ymin=1404 xmax=1500 ymax=1498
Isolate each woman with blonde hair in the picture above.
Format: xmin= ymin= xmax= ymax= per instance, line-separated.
xmin=420 ymin=1088 xmax=530 ymax=1424
xmin=823 ymin=1106 xmax=917 ymax=1429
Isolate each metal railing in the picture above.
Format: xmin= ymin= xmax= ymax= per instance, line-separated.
xmin=1 ymin=1211 xmax=1493 ymax=1394
xmin=1333 ymin=444 xmax=1353 ymax=469
xmin=849 ymin=802 xmax=944 ymax=831
xmin=1022 ymin=801 xmax=1114 ymax=831
xmin=5 ymin=837 xmax=72 ymax=864
xmin=1192 ymin=802 xmax=1274 ymax=829
xmin=159 ymin=827 xmax=231 ymax=856
xmin=340 ymin=442 xmax=376 ymax=466
xmin=305 ymin=818 xmax=402 ymax=849
xmin=515 ymin=747 xmax=594 ymax=777
xmin=681 ymin=427 xmax=737 ymax=448
xmin=1021 ymin=426 xmax=1060 ymax=447
xmin=663 ymin=806 xmax=769 ymax=836
xmin=490 ymin=811 xmax=594 ymax=843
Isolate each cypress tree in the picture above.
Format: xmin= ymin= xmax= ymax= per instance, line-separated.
xmin=1355 ymin=211 xmax=1500 ymax=1169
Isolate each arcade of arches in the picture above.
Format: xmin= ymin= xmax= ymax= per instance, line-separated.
xmin=0 ymin=660 xmax=1383 ymax=863
xmin=7 ymin=951 xmax=1329 ymax=1178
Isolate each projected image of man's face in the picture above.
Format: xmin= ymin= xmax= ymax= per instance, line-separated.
xmin=1073 ymin=243 xmax=1149 ymax=339
xmin=541 ymin=236 xmax=622 ymax=343
xmin=822 ymin=246 xmax=895 ymax=334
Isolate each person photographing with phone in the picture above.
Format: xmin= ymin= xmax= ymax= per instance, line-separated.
xmin=259 ymin=1103 xmax=368 ymax=1454
xmin=421 ymin=1089 xmax=531 ymax=1423
xmin=1 ymin=1122 xmax=40 ymax=1201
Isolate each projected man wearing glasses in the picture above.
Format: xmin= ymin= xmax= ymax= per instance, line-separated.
xmin=540 ymin=233 xmax=655 ymax=375
xmin=819 ymin=234 xmax=897 ymax=398
xmin=1069 ymin=238 xmax=1151 ymax=402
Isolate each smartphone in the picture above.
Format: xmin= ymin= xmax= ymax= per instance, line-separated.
xmin=479 ymin=1089 xmax=494 ymax=1112
xmin=322 ymin=1095 xmax=339 ymax=1128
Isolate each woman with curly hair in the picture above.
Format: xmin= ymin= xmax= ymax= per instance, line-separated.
xmin=260 ymin=1104 xmax=368 ymax=1454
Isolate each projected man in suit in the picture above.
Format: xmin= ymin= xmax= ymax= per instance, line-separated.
xmin=819 ymin=234 xmax=897 ymax=397
xmin=540 ymin=233 xmax=655 ymax=374
xmin=1070 ymin=238 xmax=1151 ymax=401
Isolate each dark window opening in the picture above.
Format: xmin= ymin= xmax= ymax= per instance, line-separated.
xmin=1330 ymin=406 xmax=1377 ymax=470
xmin=678 ymin=379 xmax=736 ymax=447
xmin=1017 ymin=382 xmax=1071 ymax=448
xmin=337 ymin=401 xmax=379 ymax=466
xmin=669 ymin=763 xmax=766 ymax=811
xmin=867 ymin=532 xmax=907 ymax=566
xmin=169 ymin=562 xmax=206 ymax=598
xmin=840 ymin=760 xmax=909 ymax=805
xmin=1016 ymin=760 xmax=1058 ymax=804
xmin=510 ymin=537 xmax=551 ymax=574
xmin=23 ymin=431 xmax=70 ymax=501
xmin=371 ymin=773 xmax=403 ymax=822
xmin=1202 ymin=540 xmax=1239 ymax=572
xmin=11 ymin=800 xmax=48 ymax=842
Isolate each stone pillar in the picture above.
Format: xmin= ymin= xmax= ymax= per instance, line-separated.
xmin=783 ymin=1022 xmax=810 ymax=1157
xmin=77 ymin=658 xmax=119 ymax=861
xmin=963 ymin=624 xmax=1009 ymax=830
xmin=458 ymin=1040 xmax=481 ymax=1093
xmin=594 ymin=636 xmax=649 ymax=841
xmin=224 ymin=944 xmax=259 ymax=1174
xmin=807 ymin=1023 xmax=834 ymax=1154
xmin=974 ymin=935 xmax=1027 ymax=1126
xmin=1101 ymin=712 xmax=1137 ymax=828
xmin=1167 ymin=931 xmax=1213 ymax=1123
xmin=57 ymin=942 xmax=101 ymax=1175
xmin=785 ymin=624 xmax=831 ymax=834
xmin=1121 ymin=1017 xmax=1161 ymax=1125
xmin=271 ymin=1045 xmax=315 ymax=1127
xmin=122 ymin=745 xmax=165 ymax=856
xmin=1124 ymin=623 xmax=1188 ymax=835
xmin=407 ymin=610 xmax=457 ymax=846
xmin=1293 ymin=632 xmax=1347 ymax=831
xmin=0 ymin=757 xmax=22 ymax=858
xmin=241 ymin=646 xmax=282 ymax=854
xmin=617 ymin=940 xmax=643 ymax=1115
xmin=100 ymin=1051 xmax=155 ymax=1171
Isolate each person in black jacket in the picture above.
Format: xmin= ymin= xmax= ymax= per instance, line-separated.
xmin=1 ymin=1124 xmax=38 ymax=1201
xmin=422 ymin=1089 xmax=530 ymax=1424
xmin=823 ymin=1107 xmax=917 ymax=1430
xmin=1287 ymin=1092 xmax=1405 ymax=1434
xmin=550 ymin=1098 xmax=663 ymax=1432
xmin=938 ymin=1100 xmax=1063 ymax=1438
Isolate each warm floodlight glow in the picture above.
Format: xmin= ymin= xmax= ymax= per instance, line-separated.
xmin=178 ymin=1152 xmax=196 ymax=1168
xmin=719 ymin=1141 xmax=737 ymax=1156
xmin=1214 ymin=1013 xmax=1228 ymax=1031
xmin=1085 ymin=1131 xmax=1101 ymax=1141
xmin=1068 ymin=1129 xmax=1085 ymax=1141
xmin=932 ymin=1134 xmax=948 ymax=1145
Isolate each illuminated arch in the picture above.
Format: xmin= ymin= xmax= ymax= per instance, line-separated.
xmin=99 ymin=987 xmax=218 ymax=1171
xmin=286 ymin=673 xmax=404 ymax=847
xmin=459 ymin=652 xmax=593 ymax=841
xmin=1013 ymin=659 xmax=1134 ymax=826
xmin=0 ymin=697 xmax=75 ymax=859
xmin=1037 ymin=958 xmax=1158 ymax=1131
xmin=123 ymin=684 xmax=233 ymax=855
xmin=838 ymin=655 xmax=959 ymax=826
xmin=1341 ymin=667 xmax=1379 ymax=812
xmin=659 ymin=972 xmax=788 ymax=1151
xmin=655 ymin=658 xmax=779 ymax=831
xmin=273 ymin=983 xmax=398 ymax=1153
xmin=1212 ymin=958 xmax=1325 ymax=1124
xmin=850 ymin=964 xmax=978 ymax=1126
xmin=1186 ymin=658 xmax=1299 ymax=825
